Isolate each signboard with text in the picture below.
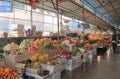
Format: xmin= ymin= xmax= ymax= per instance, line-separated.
xmin=0 ymin=1 xmax=13 ymax=12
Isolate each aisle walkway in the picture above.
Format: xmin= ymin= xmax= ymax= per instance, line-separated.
xmin=61 ymin=49 xmax=120 ymax=79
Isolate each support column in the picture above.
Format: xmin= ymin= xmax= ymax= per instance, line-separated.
xmin=56 ymin=0 xmax=59 ymax=40
xmin=30 ymin=7 xmax=33 ymax=26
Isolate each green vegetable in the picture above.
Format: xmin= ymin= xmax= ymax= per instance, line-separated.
xmin=42 ymin=43 xmax=54 ymax=50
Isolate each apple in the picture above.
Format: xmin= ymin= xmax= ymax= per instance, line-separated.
xmin=64 ymin=37 xmax=70 ymax=41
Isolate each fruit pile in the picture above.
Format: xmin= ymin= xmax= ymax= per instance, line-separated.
xmin=19 ymin=39 xmax=32 ymax=54
xmin=0 ymin=67 xmax=20 ymax=79
xmin=64 ymin=37 xmax=70 ymax=41
xmin=42 ymin=43 xmax=54 ymax=50
xmin=33 ymin=38 xmax=53 ymax=46
xmin=53 ymin=40 xmax=60 ymax=46
xmin=29 ymin=53 xmax=60 ymax=68
xmin=88 ymin=35 xmax=99 ymax=41
xmin=29 ymin=53 xmax=48 ymax=69
xmin=3 ymin=42 xmax=19 ymax=51
xmin=70 ymin=39 xmax=79 ymax=44
xmin=27 ymin=46 xmax=41 ymax=52
xmin=30 ymin=53 xmax=49 ymax=62
xmin=10 ymin=50 xmax=19 ymax=55
xmin=71 ymin=46 xmax=81 ymax=56
xmin=3 ymin=42 xmax=20 ymax=55
xmin=33 ymin=38 xmax=54 ymax=50
xmin=33 ymin=39 xmax=41 ymax=46
xmin=84 ymin=43 xmax=92 ymax=50
xmin=59 ymin=50 xmax=71 ymax=59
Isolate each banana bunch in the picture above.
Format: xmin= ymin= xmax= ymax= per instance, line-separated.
xmin=30 ymin=53 xmax=49 ymax=62
xmin=30 ymin=53 xmax=41 ymax=62
xmin=39 ymin=54 xmax=49 ymax=61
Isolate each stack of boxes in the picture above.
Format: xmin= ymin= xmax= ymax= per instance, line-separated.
xmin=10 ymin=24 xmax=24 ymax=37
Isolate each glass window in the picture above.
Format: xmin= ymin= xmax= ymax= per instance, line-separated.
xmin=43 ymin=23 xmax=53 ymax=32
xmin=53 ymin=24 xmax=57 ymax=32
xmin=33 ymin=12 xmax=43 ymax=22
xmin=13 ymin=19 xmax=31 ymax=29
xmin=15 ymin=8 xmax=31 ymax=20
xmin=33 ymin=22 xmax=43 ymax=31
xmin=0 ymin=12 xmax=13 ymax=18
xmin=53 ymin=17 xmax=57 ymax=24
xmin=44 ymin=15 xmax=53 ymax=24
xmin=0 ymin=17 xmax=11 ymax=33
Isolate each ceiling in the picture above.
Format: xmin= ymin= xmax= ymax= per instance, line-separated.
xmin=84 ymin=0 xmax=120 ymax=26
xmin=15 ymin=0 xmax=120 ymax=30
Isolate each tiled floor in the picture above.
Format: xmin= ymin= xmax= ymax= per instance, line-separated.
xmin=61 ymin=49 xmax=120 ymax=79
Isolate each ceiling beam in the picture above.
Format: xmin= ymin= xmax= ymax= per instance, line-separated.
xmin=97 ymin=0 xmax=117 ymax=25
xmin=108 ymin=0 xmax=120 ymax=24
xmin=94 ymin=0 xmax=117 ymax=9
xmin=101 ymin=7 xmax=120 ymax=14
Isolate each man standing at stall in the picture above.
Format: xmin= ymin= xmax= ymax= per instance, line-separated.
xmin=111 ymin=31 xmax=120 ymax=54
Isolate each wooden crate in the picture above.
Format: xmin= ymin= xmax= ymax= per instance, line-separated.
xmin=41 ymin=47 xmax=61 ymax=56
xmin=5 ymin=52 xmax=36 ymax=69
xmin=0 ymin=58 xmax=5 ymax=66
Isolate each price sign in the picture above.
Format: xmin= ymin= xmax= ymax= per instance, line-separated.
xmin=15 ymin=63 xmax=26 ymax=68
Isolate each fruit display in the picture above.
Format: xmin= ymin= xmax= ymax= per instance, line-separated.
xmin=59 ymin=49 xmax=71 ymax=59
xmin=3 ymin=42 xmax=20 ymax=55
xmin=84 ymin=43 xmax=92 ymax=50
xmin=19 ymin=39 xmax=32 ymax=54
xmin=33 ymin=38 xmax=54 ymax=50
xmin=70 ymin=39 xmax=79 ymax=44
xmin=9 ymin=50 xmax=19 ymax=55
xmin=30 ymin=53 xmax=49 ymax=62
xmin=42 ymin=42 xmax=54 ymax=50
xmin=71 ymin=46 xmax=86 ymax=56
xmin=71 ymin=46 xmax=80 ymax=56
xmin=53 ymin=40 xmax=60 ymax=46
xmin=64 ymin=37 xmax=70 ymax=41
xmin=3 ymin=42 xmax=19 ymax=51
xmin=0 ymin=67 xmax=20 ymax=79
xmin=33 ymin=38 xmax=53 ymax=46
xmin=27 ymin=46 xmax=41 ymax=52
xmin=29 ymin=53 xmax=60 ymax=69
xmin=33 ymin=39 xmax=41 ymax=46
xmin=88 ymin=34 xmax=99 ymax=41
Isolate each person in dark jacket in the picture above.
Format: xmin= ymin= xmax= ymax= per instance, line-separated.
xmin=112 ymin=31 xmax=120 ymax=54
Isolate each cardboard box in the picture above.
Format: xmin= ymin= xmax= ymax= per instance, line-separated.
xmin=52 ymin=72 xmax=61 ymax=79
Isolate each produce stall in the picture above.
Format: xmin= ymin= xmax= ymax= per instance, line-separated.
xmin=0 ymin=36 xmax=99 ymax=79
